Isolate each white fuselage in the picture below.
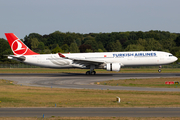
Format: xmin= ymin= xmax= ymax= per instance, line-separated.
xmin=17 ymin=51 xmax=177 ymax=69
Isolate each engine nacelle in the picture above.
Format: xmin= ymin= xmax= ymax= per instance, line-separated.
xmin=105 ymin=63 xmax=121 ymax=72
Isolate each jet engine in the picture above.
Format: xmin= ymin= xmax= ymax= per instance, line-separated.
xmin=105 ymin=63 xmax=121 ymax=72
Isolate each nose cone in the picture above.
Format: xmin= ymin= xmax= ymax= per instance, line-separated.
xmin=174 ymin=56 xmax=178 ymax=62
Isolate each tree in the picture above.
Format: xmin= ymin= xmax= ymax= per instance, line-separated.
xmin=38 ymin=42 xmax=45 ymax=51
xmin=84 ymin=40 xmax=98 ymax=51
xmin=47 ymin=31 xmax=65 ymax=46
xmin=79 ymin=44 xmax=92 ymax=53
xmin=65 ymin=35 xmax=74 ymax=45
xmin=145 ymin=38 xmax=162 ymax=51
xmin=136 ymin=31 xmax=144 ymax=39
xmin=85 ymin=49 xmax=93 ymax=52
xmin=114 ymin=40 xmax=122 ymax=51
xmin=2 ymin=30 xmax=180 ymax=64
xmin=97 ymin=41 xmax=106 ymax=52
xmin=69 ymin=43 xmax=80 ymax=53
xmin=61 ymin=44 xmax=69 ymax=52
xmin=175 ymin=35 xmax=180 ymax=46
xmin=175 ymin=50 xmax=180 ymax=63
xmin=24 ymin=33 xmax=43 ymax=49
xmin=43 ymin=49 xmax=51 ymax=54
xmin=160 ymin=38 xmax=175 ymax=52
xmin=106 ymin=42 xmax=115 ymax=52
xmin=125 ymin=44 xmax=144 ymax=51
xmin=128 ymin=32 xmax=137 ymax=40
xmin=49 ymin=44 xmax=59 ymax=50
xmin=146 ymin=30 xmax=160 ymax=40
xmin=51 ymin=45 xmax=63 ymax=53
xmin=95 ymin=33 xmax=110 ymax=49
xmin=0 ymin=38 xmax=12 ymax=63
xmin=76 ymin=38 xmax=81 ymax=46
xmin=97 ymin=49 xmax=103 ymax=52
xmin=31 ymin=38 xmax=39 ymax=50
xmin=137 ymin=38 xmax=147 ymax=47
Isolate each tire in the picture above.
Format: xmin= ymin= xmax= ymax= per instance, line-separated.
xmin=158 ymin=69 xmax=161 ymax=73
xmin=92 ymin=71 xmax=96 ymax=75
xmin=86 ymin=71 xmax=90 ymax=75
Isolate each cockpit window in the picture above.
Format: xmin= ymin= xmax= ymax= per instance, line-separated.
xmin=169 ymin=55 xmax=173 ymax=57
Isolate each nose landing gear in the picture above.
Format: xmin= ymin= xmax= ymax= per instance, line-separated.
xmin=158 ymin=65 xmax=162 ymax=73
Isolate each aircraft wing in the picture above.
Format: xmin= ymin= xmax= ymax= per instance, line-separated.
xmin=58 ymin=53 xmax=105 ymax=66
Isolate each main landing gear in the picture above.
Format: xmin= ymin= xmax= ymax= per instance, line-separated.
xmin=86 ymin=71 xmax=96 ymax=75
xmin=86 ymin=65 xmax=96 ymax=75
xmin=158 ymin=65 xmax=162 ymax=73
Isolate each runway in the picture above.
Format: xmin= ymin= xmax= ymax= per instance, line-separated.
xmin=0 ymin=108 xmax=180 ymax=117
xmin=0 ymin=73 xmax=180 ymax=91
xmin=1 ymin=73 xmax=180 ymax=117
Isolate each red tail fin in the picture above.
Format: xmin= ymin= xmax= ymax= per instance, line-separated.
xmin=5 ymin=33 xmax=39 ymax=56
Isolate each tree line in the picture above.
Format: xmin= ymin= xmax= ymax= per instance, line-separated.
xmin=1 ymin=30 xmax=180 ymax=64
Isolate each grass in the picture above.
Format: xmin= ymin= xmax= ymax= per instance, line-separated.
xmin=0 ymin=79 xmax=180 ymax=108
xmin=1 ymin=68 xmax=180 ymax=73
xmin=97 ymin=78 xmax=180 ymax=88
xmin=1 ymin=69 xmax=180 ymax=119
xmin=0 ymin=117 xmax=180 ymax=120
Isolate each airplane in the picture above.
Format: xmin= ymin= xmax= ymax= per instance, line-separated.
xmin=5 ymin=33 xmax=178 ymax=74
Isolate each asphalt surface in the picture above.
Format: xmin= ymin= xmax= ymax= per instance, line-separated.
xmin=0 ymin=108 xmax=180 ymax=117
xmin=1 ymin=73 xmax=180 ymax=117
xmin=0 ymin=73 xmax=180 ymax=91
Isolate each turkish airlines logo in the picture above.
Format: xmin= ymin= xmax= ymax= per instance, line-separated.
xmin=11 ymin=39 xmax=28 ymax=55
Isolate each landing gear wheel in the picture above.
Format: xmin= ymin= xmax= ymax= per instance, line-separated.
xmin=92 ymin=71 xmax=96 ymax=75
xmin=86 ymin=71 xmax=90 ymax=75
xmin=86 ymin=71 xmax=96 ymax=75
xmin=158 ymin=69 xmax=161 ymax=73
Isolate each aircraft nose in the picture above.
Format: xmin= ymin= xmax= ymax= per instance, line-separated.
xmin=174 ymin=56 xmax=178 ymax=61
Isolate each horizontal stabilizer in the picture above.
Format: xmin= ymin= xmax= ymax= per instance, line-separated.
xmin=7 ymin=55 xmax=26 ymax=61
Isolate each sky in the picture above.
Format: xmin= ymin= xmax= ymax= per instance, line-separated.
xmin=0 ymin=0 xmax=180 ymax=39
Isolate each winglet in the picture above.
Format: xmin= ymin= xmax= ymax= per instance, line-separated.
xmin=58 ymin=53 xmax=66 ymax=58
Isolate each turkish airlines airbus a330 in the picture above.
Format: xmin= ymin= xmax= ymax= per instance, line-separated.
xmin=5 ymin=33 xmax=178 ymax=74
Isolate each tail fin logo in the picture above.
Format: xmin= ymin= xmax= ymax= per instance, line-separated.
xmin=11 ymin=39 xmax=28 ymax=55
